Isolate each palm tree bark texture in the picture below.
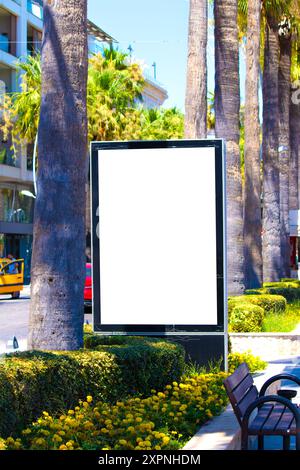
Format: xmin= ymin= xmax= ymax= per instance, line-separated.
xmin=262 ymin=14 xmax=281 ymax=283
xmin=184 ymin=0 xmax=207 ymax=138
xmin=28 ymin=0 xmax=88 ymax=350
xmin=214 ymin=0 xmax=245 ymax=295
xmin=278 ymin=27 xmax=291 ymax=279
xmin=244 ymin=0 xmax=262 ymax=289
xmin=290 ymin=84 xmax=300 ymax=211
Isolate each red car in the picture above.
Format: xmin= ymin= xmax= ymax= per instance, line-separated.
xmin=84 ymin=263 xmax=92 ymax=311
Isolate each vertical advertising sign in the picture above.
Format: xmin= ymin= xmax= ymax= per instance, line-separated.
xmin=91 ymin=140 xmax=227 ymax=366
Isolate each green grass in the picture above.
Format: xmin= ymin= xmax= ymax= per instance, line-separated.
xmin=262 ymin=301 xmax=300 ymax=332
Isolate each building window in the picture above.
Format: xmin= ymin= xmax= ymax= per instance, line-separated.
xmin=0 ymin=8 xmax=17 ymax=56
xmin=0 ymin=187 xmax=34 ymax=223
xmin=27 ymin=0 xmax=43 ymax=20
xmin=0 ymin=132 xmax=16 ymax=167
xmin=27 ymin=24 xmax=42 ymax=56
xmin=26 ymin=141 xmax=34 ymax=170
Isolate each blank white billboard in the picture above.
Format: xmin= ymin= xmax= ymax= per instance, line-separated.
xmin=97 ymin=145 xmax=218 ymax=325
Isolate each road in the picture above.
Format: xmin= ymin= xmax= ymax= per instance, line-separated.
xmin=0 ymin=286 xmax=92 ymax=353
xmin=0 ymin=293 xmax=30 ymax=352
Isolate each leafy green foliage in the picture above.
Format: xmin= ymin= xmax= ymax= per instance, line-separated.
xmin=229 ymin=304 xmax=264 ymax=332
xmin=245 ymin=280 xmax=300 ymax=301
xmin=228 ymin=294 xmax=287 ymax=316
xmin=87 ymin=49 xmax=144 ymax=141
xmin=233 ymin=280 xmax=300 ymax=331
xmin=4 ymin=372 xmax=228 ymax=450
xmin=228 ymin=351 xmax=267 ymax=374
xmin=262 ymin=300 xmax=300 ymax=331
xmin=0 ymin=48 xmax=183 ymax=151
xmin=140 ymin=107 xmax=184 ymax=140
xmin=84 ymin=335 xmax=185 ymax=398
xmin=0 ymin=54 xmax=41 ymax=146
xmin=207 ymin=91 xmax=215 ymax=130
xmin=263 ymin=285 xmax=300 ymax=301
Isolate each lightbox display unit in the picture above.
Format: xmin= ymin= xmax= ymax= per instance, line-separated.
xmin=90 ymin=140 xmax=227 ymax=366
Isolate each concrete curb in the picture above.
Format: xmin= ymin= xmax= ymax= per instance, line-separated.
xmin=230 ymin=333 xmax=300 ymax=361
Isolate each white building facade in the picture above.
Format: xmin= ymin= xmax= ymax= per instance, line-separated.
xmin=0 ymin=1 xmax=168 ymax=282
xmin=0 ymin=0 xmax=43 ymax=283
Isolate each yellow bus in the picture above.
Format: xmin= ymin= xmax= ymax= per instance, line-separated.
xmin=0 ymin=258 xmax=24 ymax=299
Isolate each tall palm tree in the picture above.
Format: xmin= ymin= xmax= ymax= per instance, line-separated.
xmin=215 ymin=0 xmax=245 ymax=295
xmin=278 ymin=18 xmax=292 ymax=278
xmin=28 ymin=0 xmax=88 ymax=350
xmin=262 ymin=12 xmax=281 ymax=282
xmin=244 ymin=0 xmax=262 ymax=289
xmin=184 ymin=0 xmax=207 ymax=138
xmin=290 ymin=81 xmax=300 ymax=210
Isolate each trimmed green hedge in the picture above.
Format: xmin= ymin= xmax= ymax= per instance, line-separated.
xmin=263 ymin=281 xmax=300 ymax=288
xmin=84 ymin=335 xmax=186 ymax=398
xmin=245 ymin=281 xmax=300 ymax=302
xmin=263 ymin=286 xmax=300 ymax=302
xmin=228 ymin=294 xmax=286 ymax=316
xmin=0 ymin=337 xmax=185 ymax=438
xmin=229 ymin=303 xmax=264 ymax=332
xmin=281 ymin=278 xmax=300 ymax=284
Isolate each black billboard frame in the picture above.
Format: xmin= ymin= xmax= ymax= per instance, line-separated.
xmin=90 ymin=139 xmax=227 ymax=337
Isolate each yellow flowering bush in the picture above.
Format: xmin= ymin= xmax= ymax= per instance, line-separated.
xmin=228 ymin=351 xmax=267 ymax=374
xmin=4 ymin=372 xmax=228 ymax=450
xmin=0 ymin=337 xmax=184 ymax=438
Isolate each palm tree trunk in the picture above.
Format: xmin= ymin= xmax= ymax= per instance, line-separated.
xmin=215 ymin=0 xmax=244 ymax=295
xmin=28 ymin=0 xmax=88 ymax=350
xmin=244 ymin=0 xmax=262 ymax=289
xmin=289 ymin=86 xmax=300 ymax=211
xmin=262 ymin=14 xmax=281 ymax=282
xmin=184 ymin=0 xmax=207 ymax=138
xmin=278 ymin=33 xmax=291 ymax=278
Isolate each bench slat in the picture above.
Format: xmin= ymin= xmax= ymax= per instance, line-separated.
xmin=275 ymin=409 xmax=295 ymax=433
xmin=249 ymin=403 xmax=274 ymax=432
xmin=261 ymin=404 xmax=286 ymax=432
xmin=249 ymin=405 xmax=296 ymax=435
xmin=224 ymin=363 xmax=250 ymax=391
xmin=234 ymin=374 xmax=255 ymax=404
xmin=237 ymin=386 xmax=258 ymax=418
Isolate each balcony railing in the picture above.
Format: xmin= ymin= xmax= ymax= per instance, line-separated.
xmin=27 ymin=0 xmax=43 ymax=20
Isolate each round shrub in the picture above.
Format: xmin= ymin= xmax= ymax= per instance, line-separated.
xmin=234 ymin=294 xmax=286 ymax=314
xmin=228 ymin=351 xmax=267 ymax=374
xmin=229 ymin=303 xmax=264 ymax=332
xmin=228 ymin=294 xmax=286 ymax=318
xmin=246 ymin=294 xmax=286 ymax=313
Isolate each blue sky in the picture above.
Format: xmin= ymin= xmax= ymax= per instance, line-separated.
xmin=88 ymin=0 xmax=191 ymax=110
xmin=87 ymin=1 xmax=244 ymax=111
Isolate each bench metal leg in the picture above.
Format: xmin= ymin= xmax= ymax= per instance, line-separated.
xmin=283 ymin=436 xmax=290 ymax=450
xmin=241 ymin=430 xmax=248 ymax=450
xmin=258 ymin=436 xmax=264 ymax=450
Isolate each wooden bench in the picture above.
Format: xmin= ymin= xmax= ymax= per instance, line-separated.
xmin=223 ymin=362 xmax=300 ymax=450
